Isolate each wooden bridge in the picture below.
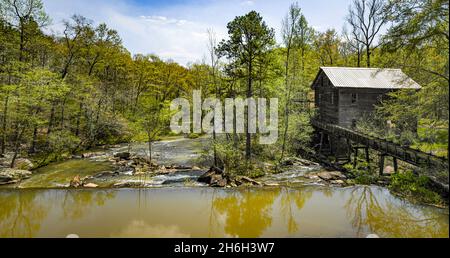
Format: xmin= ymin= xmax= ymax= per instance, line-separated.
xmin=312 ymin=120 xmax=449 ymax=176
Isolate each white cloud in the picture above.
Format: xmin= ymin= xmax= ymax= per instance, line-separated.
xmin=240 ymin=0 xmax=255 ymax=6
xmin=41 ymin=0 xmax=352 ymax=66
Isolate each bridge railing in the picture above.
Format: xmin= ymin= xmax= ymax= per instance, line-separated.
xmin=311 ymin=119 xmax=449 ymax=170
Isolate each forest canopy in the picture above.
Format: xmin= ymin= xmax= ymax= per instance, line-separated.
xmin=0 ymin=0 xmax=448 ymax=170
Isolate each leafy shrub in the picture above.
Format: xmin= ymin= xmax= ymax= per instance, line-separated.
xmin=389 ymin=170 xmax=443 ymax=205
xmin=214 ymin=141 xmax=261 ymax=177
xmin=343 ymin=162 xmax=379 ymax=185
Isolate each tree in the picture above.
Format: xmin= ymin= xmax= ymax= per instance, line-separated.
xmin=374 ymin=0 xmax=449 ymax=155
xmin=217 ymin=11 xmax=275 ymax=160
xmin=207 ymin=28 xmax=220 ymax=166
xmin=313 ymin=29 xmax=341 ymax=66
xmin=137 ymin=97 xmax=170 ymax=165
xmin=280 ymin=2 xmax=302 ymax=162
xmin=342 ymin=25 xmax=363 ymax=67
xmin=1 ymin=0 xmax=49 ymax=61
xmin=346 ymin=0 xmax=387 ymax=67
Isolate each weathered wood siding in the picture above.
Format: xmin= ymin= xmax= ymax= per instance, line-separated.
xmin=313 ymin=72 xmax=339 ymax=124
xmin=338 ymin=88 xmax=390 ymax=128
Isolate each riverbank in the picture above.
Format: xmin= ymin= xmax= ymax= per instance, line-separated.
xmin=0 ymin=136 xmax=447 ymax=209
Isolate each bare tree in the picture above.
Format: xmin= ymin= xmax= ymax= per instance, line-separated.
xmin=342 ymin=26 xmax=363 ymax=67
xmin=207 ymin=28 xmax=219 ymax=166
xmin=346 ymin=0 xmax=387 ymax=67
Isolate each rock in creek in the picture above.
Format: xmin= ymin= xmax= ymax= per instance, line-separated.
xmin=239 ymin=176 xmax=262 ymax=186
xmin=210 ymin=174 xmax=227 ymax=187
xmin=281 ymin=156 xmax=319 ymax=167
xmin=197 ymin=166 xmax=262 ymax=187
xmin=113 ymin=181 xmax=145 ymax=188
xmin=197 ymin=166 xmax=224 ymax=185
xmin=69 ymin=175 xmax=82 ymax=188
xmin=82 ymin=152 xmax=106 ymax=158
xmin=114 ymin=152 xmax=131 ymax=160
xmin=83 ymin=183 xmax=98 ymax=188
xmin=0 ymin=168 xmax=32 ymax=185
xmin=317 ymin=171 xmax=346 ymax=181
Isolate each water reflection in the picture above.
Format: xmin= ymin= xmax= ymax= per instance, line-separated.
xmin=0 ymin=189 xmax=116 ymax=237
xmin=211 ymin=188 xmax=280 ymax=237
xmin=345 ymin=186 xmax=449 ymax=238
xmin=59 ymin=190 xmax=116 ymax=220
xmin=0 ymin=187 xmax=447 ymax=238
xmin=279 ymin=188 xmax=313 ymax=234
xmin=0 ymin=191 xmax=48 ymax=237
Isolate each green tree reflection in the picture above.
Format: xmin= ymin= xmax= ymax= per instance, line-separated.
xmin=345 ymin=186 xmax=449 ymax=238
xmin=210 ymin=187 xmax=314 ymax=237
xmin=0 ymin=190 xmax=48 ymax=237
xmin=212 ymin=188 xmax=280 ymax=237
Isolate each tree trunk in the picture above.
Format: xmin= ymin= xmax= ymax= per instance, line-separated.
xmin=75 ymin=101 xmax=83 ymax=137
xmin=366 ymin=46 xmax=370 ymax=67
xmin=148 ymin=135 xmax=152 ymax=164
xmin=357 ymin=48 xmax=361 ymax=67
xmin=280 ymin=46 xmax=291 ymax=162
xmin=29 ymin=126 xmax=38 ymax=154
xmin=245 ymin=59 xmax=253 ymax=160
xmin=19 ymin=20 xmax=25 ymax=62
xmin=1 ymin=94 xmax=9 ymax=156
xmin=47 ymin=102 xmax=55 ymax=136
xmin=10 ymin=126 xmax=25 ymax=168
xmin=60 ymin=96 xmax=67 ymax=129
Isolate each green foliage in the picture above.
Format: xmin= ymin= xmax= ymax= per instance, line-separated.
xmin=188 ymin=133 xmax=200 ymax=139
xmin=343 ymin=162 xmax=379 ymax=185
xmin=389 ymin=170 xmax=444 ymax=205
xmin=215 ymin=141 xmax=247 ymax=176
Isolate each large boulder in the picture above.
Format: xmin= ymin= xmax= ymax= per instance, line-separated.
xmin=0 ymin=168 xmax=32 ymax=185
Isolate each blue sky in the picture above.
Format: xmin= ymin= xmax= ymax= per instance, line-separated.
xmin=42 ymin=0 xmax=353 ymax=65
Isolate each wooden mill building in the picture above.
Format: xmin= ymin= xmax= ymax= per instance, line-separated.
xmin=311 ymin=67 xmax=421 ymax=128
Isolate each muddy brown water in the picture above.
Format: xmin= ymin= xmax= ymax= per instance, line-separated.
xmin=0 ymin=186 xmax=448 ymax=238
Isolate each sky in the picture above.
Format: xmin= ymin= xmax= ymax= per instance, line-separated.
xmin=41 ymin=0 xmax=353 ymax=65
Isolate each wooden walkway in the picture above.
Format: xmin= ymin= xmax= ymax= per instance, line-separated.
xmin=312 ymin=120 xmax=449 ymax=171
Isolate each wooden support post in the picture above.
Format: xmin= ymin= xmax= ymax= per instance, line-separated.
xmin=379 ymin=154 xmax=385 ymax=176
xmin=319 ymin=132 xmax=324 ymax=153
xmin=365 ymin=147 xmax=370 ymax=169
xmin=353 ymin=148 xmax=358 ymax=168
xmin=393 ymin=157 xmax=398 ymax=173
xmin=346 ymin=139 xmax=352 ymax=163
xmin=328 ymin=134 xmax=333 ymax=155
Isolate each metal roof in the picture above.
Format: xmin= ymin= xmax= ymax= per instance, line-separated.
xmin=315 ymin=67 xmax=421 ymax=89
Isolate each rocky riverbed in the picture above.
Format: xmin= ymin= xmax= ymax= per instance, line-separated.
xmin=0 ymin=136 xmax=368 ymax=189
